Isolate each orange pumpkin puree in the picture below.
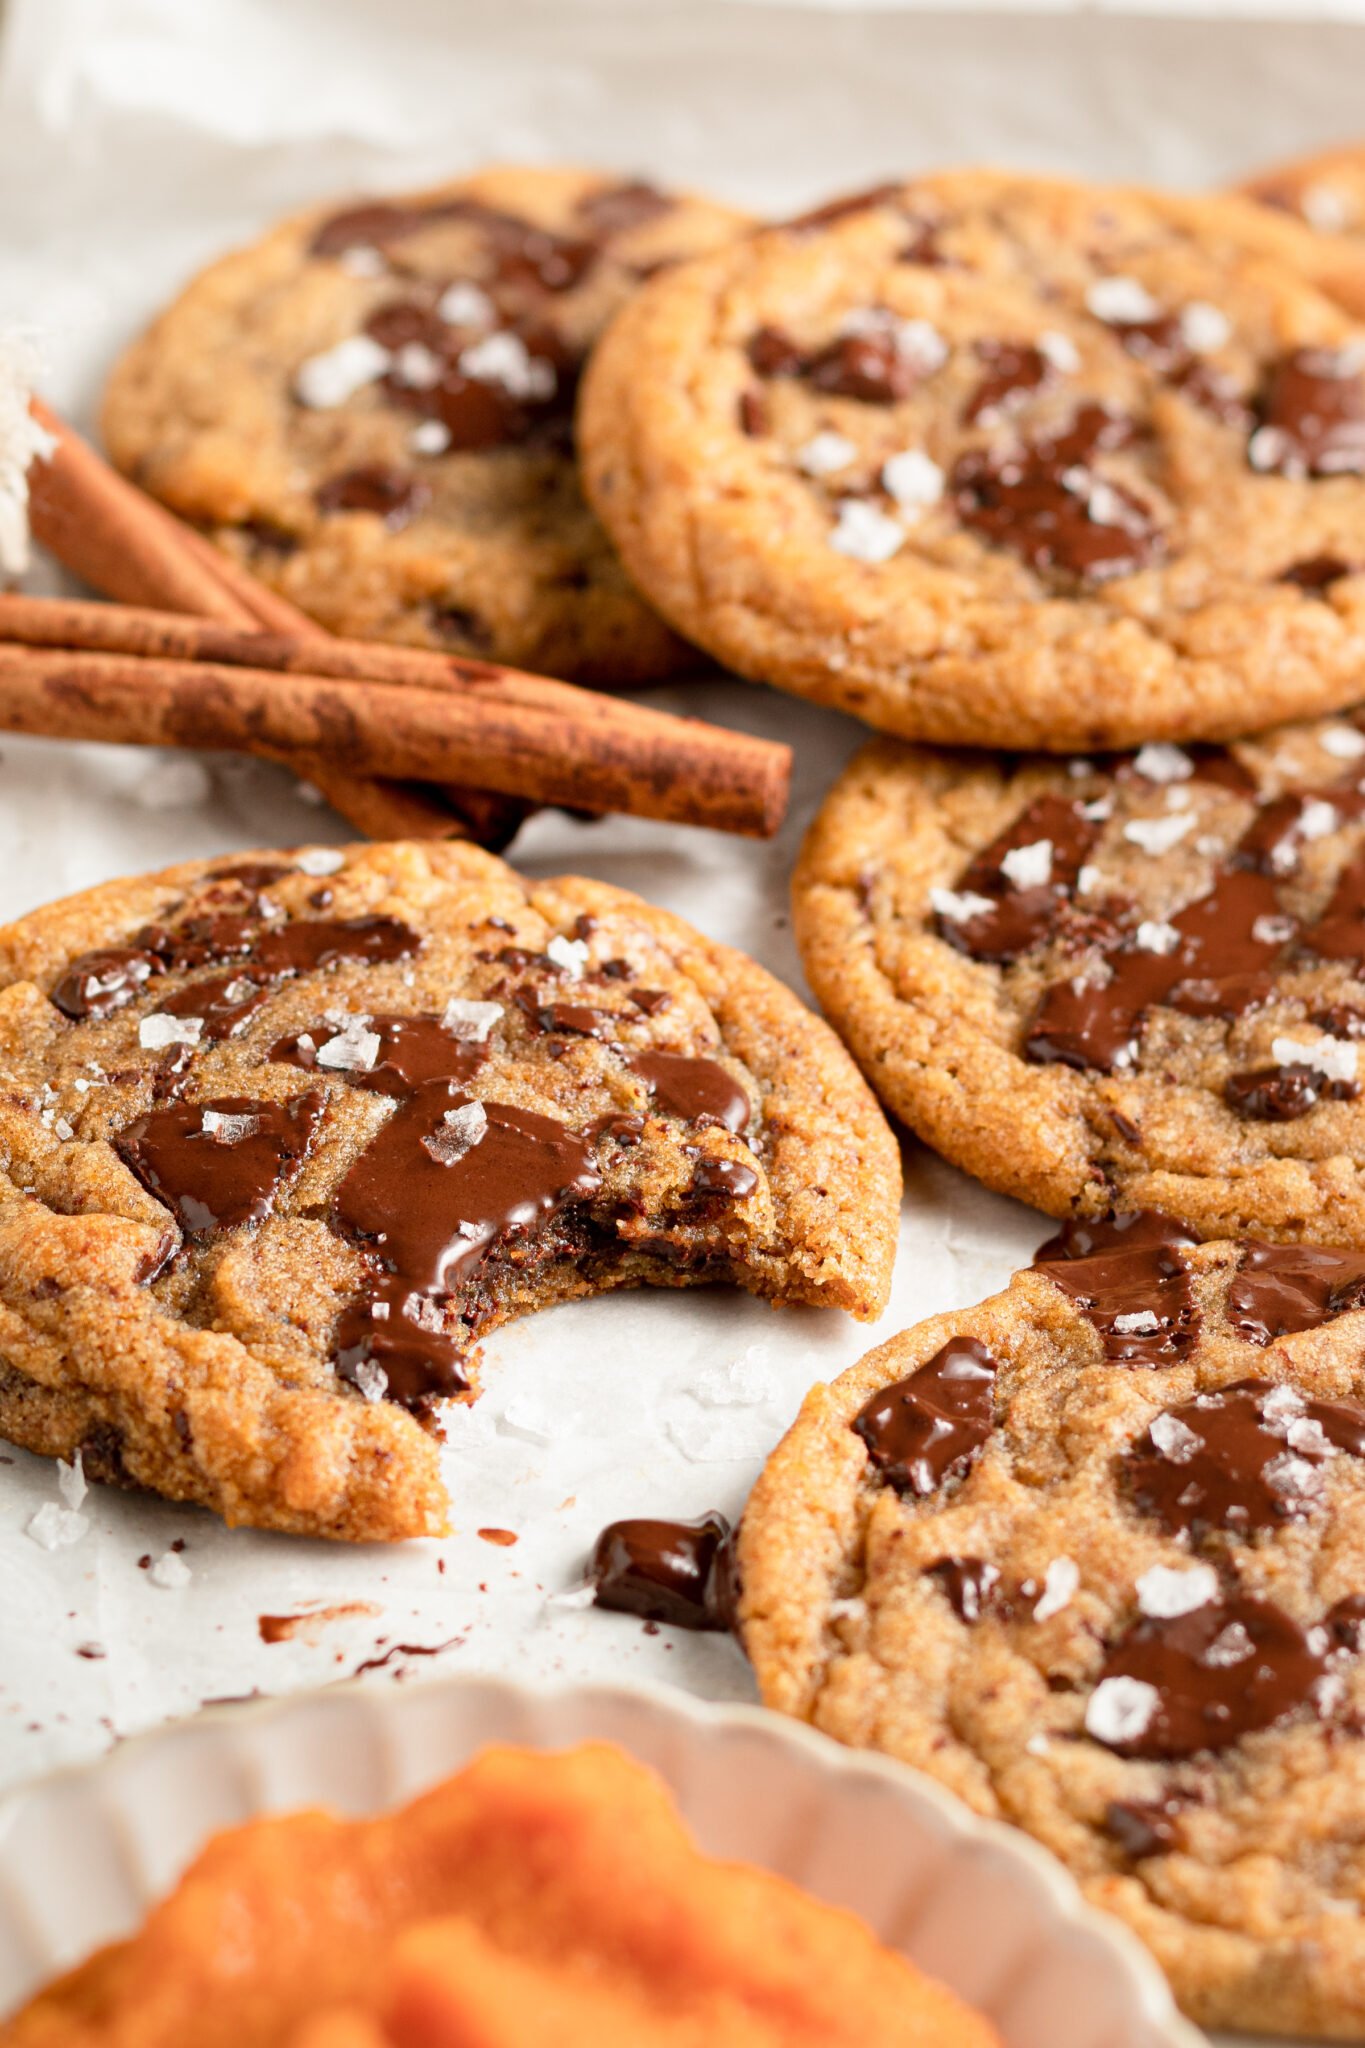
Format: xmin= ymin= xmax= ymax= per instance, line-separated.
xmin=2 ymin=1742 xmax=998 ymax=2048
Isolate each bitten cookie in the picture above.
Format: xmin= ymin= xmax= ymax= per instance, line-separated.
xmin=102 ymin=165 xmax=746 ymax=681
xmin=1239 ymin=143 xmax=1365 ymax=317
xmin=0 ymin=842 xmax=898 ymax=1541
xmin=738 ymin=1216 xmax=1365 ymax=2035
xmin=795 ymin=711 xmax=1365 ymax=1243
xmin=580 ymin=168 xmax=1365 ymax=750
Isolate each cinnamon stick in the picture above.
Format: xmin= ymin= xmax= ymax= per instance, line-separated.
xmin=0 ymin=636 xmax=790 ymax=837
xmin=25 ymin=402 xmax=522 ymax=844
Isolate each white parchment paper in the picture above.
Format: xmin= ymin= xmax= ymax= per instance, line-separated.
xmin=0 ymin=0 xmax=1361 ymax=1813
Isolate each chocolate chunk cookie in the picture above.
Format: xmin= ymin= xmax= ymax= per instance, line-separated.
xmin=794 ymin=711 xmax=1365 ymax=1242
xmin=580 ymin=169 xmax=1365 ymax=749
xmin=0 ymin=842 xmax=898 ymax=1541
xmin=1239 ymin=143 xmax=1365 ymax=316
xmin=102 ymin=166 xmax=746 ymax=681
xmin=738 ymin=1219 xmax=1365 ymax=2034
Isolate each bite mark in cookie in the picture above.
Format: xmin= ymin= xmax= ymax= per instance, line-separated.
xmin=0 ymin=841 xmax=898 ymax=1539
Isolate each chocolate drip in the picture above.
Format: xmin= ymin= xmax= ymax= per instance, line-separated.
xmin=963 ymin=340 xmax=1055 ymax=425
xmin=1253 ymin=348 xmax=1365 ymax=479
xmin=936 ymin=793 xmax=1103 ymax=964
xmin=1123 ymin=1377 xmax=1365 ymax=1540
xmin=952 ymin=405 xmax=1161 ymax=585
xmin=1089 ymin=1594 xmax=1332 ymax=1758
xmin=627 ymin=1051 xmax=751 ymax=1132
xmin=851 ymin=1337 xmax=997 ymax=1495
xmin=587 ymin=1511 xmax=738 ymax=1631
xmin=314 ymin=465 xmax=426 ymax=528
xmin=1227 ymin=1241 xmax=1365 ymax=1345
xmin=925 ymin=1555 xmax=1000 ymax=1623
xmin=116 ymin=1092 xmax=324 ymax=1235
xmin=1034 ymin=1209 xmax=1199 ymax=1366
xmin=1225 ymin=1063 xmax=1356 ymax=1121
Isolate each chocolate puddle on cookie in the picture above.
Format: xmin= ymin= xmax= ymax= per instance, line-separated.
xmin=1122 ymin=1376 xmax=1365 ymax=1539
xmin=1034 ymin=1211 xmax=1200 ymax=1365
xmin=933 ymin=748 xmax=1365 ymax=1084
xmin=117 ymin=1093 xmax=325 ymax=1234
xmin=1085 ymin=1593 xmax=1342 ymax=1759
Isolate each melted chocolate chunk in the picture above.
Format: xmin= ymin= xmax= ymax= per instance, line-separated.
xmin=274 ymin=1014 xmax=488 ymax=1098
xmin=513 ymin=991 xmax=618 ymax=1040
xmin=1090 ymin=1594 xmax=1332 ymax=1758
xmin=1034 ymin=1210 xmax=1199 ymax=1366
xmin=332 ymin=1088 xmax=601 ymax=1405
xmin=952 ymin=405 xmax=1160 ymax=585
xmin=925 ymin=1555 xmax=1000 ymax=1623
xmin=314 ymin=465 xmax=427 ymax=529
xmin=689 ymin=1157 xmax=759 ymax=1201
xmin=807 ymin=330 xmax=919 ymax=403
xmin=335 ymin=1090 xmax=601 ymax=1296
xmin=744 ymin=313 xmax=930 ymax=404
xmin=207 ymin=861 xmax=294 ymax=891
xmin=1301 ymin=848 xmax=1365 ymax=968
xmin=630 ymin=987 xmax=672 ymax=1016
xmin=158 ymin=974 xmax=269 ymax=1042
xmin=1253 ymin=348 xmax=1365 ymax=479
xmin=1025 ymin=801 xmax=1296 ymax=1073
xmin=963 ymin=340 xmax=1055 ymax=425
xmin=1227 ymin=1241 xmax=1365 ymax=1345
xmin=738 ymin=388 xmax=768 ymax=436
xmin=116 ymin=1093 xmax=324 ymax=1235
xmin=52 ymin=946 xmax=163 ymax=1020
xmin=1280 ymin=554 xmax=1359 ymax=592
xmin=1123 ymin=1377 xmax=1365 ymax=1540
xmin=936 ymin=793 xmax=1103 ymax=964
xmin=587 ymin=1511 xmax=737 ymax=1630
xmin=313 ymin=195 xmax=599 ymax=294
xmin=367 ymin=299 xmax=575 ymax=451
xmin=851 ymin=1338 xmax=997 ymax=1496
xmin=628 ymin=1051 xmax=751 ymax=1132
xmin=1225 ymin=1062 xmax=1356 ymax=1121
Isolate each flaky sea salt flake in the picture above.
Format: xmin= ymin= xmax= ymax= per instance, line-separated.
xmin=139 ymin=1013 xmax=202 ymax=1051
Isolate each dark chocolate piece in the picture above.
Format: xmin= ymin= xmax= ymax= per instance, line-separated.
xmin=1034 ymin=1209 xmax=1199 ymax=1366
xmin=587 ymin=1511 xmax=738 ymax=1630
xmin=935 ymin=793 xmax=1103 ymax=964
xmin=1089 ymin=1594 xmax=1332 ymax=1758
xmin=851 ymin=1337 xmax=997 ymax=1495
xmin=925 ymin=1555 xmax=1000 ymax=1623
xmin=1123 ymin=1377 xmax=1365 ymax=1539
xmin=314 ymin=465 xmax=427 ymax=529
xmin=627 ymin=1050 xmax=751 ymax=1132
xmin=116 ymin=1092 xmax=325 ymax=1235
xmin=952 ymin=405 xmax=1161 ymax=585
xmin=1227 ymin=1241 xmax=1365 ymax=1345
xmin=1253 ymin=348 xmax=1365 ymax=479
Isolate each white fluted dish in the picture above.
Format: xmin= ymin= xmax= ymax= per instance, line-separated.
xmin=0 ymin=1674 xmax=1202 ymax=2046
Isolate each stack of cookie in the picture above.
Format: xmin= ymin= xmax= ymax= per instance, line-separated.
xmin=8 ymin=145 xmax=1365 ymax=2033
